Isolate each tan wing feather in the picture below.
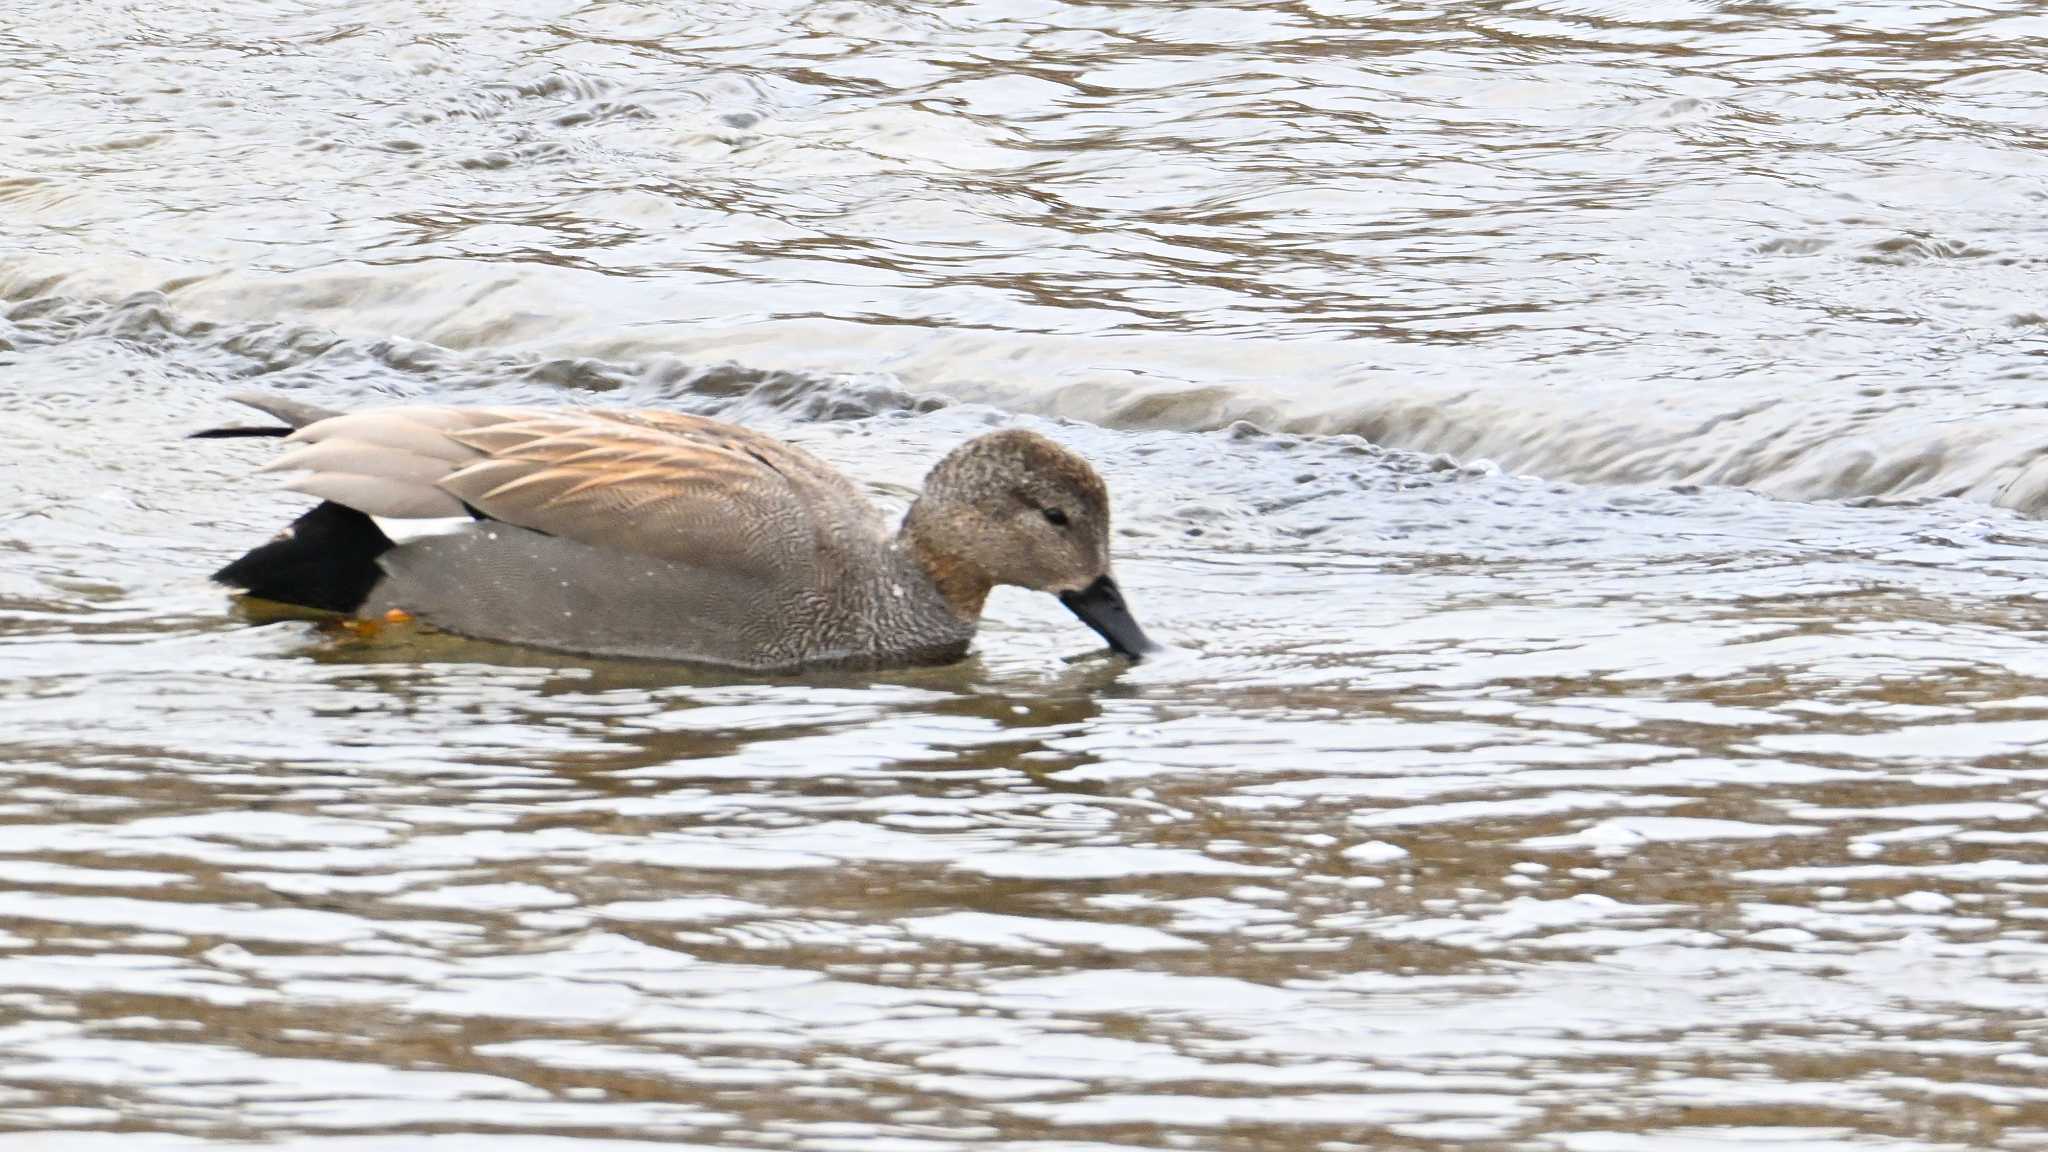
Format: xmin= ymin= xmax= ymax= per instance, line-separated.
xmin=257 ymin=404 xmax=884 ymax=577
xmin=617 ymin=410 xmax=877 ymax=510
xmin=436 ymin=415 xmax=833 ymax=574
xmin=257 ymin=406 xmax=516 ymax=519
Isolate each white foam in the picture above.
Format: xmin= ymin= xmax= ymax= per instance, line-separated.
xmin=1006 ymin=1090 xmax=1533 ymax=1131
xmin=1758 ymin=720 xmax=2048 ymax=761
xmin=900 ymin=912 xmax=1200 ymax=954
xmin=391 ymin=884 xmax=578 ymax=912
xmin=1522 ymin=817 xmax=1822 ymax=854
xmin=0 ymin=861 xmax=185 ymax=889
xmin=590 ymin=898 xmax=769 ymax=923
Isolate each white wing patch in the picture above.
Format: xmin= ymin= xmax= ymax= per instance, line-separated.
xmin=373 ymin=515 xmax=476 ymax=543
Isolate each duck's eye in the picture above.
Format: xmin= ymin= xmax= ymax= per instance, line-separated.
xmin=1041 ymin=507 xmax=1070 ymax=528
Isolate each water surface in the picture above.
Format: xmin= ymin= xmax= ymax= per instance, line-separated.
xmin=4 ymin=2 xmax=2048 ymax=1149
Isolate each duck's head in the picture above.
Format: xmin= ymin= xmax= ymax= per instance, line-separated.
xmin=906 ymin=428 xmax=1155 ymax=660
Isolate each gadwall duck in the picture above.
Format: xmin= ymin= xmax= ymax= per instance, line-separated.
xmin=195 ymin=393 xmax=1154 ymax=671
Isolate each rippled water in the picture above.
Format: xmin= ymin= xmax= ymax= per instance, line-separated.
xmin=4 ymin=2 xmax=2048 ymax=1149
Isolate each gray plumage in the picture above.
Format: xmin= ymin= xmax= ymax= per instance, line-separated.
xmin=207 ymin=392 xmax=1155 ymax=671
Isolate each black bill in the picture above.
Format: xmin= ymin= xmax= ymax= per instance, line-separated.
xmin=1058 ymin=575 xmax=1156 ymax=660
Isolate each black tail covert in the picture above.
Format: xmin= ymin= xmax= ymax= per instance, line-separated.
xmin=213 ymin=501 xmax=394 ymax=614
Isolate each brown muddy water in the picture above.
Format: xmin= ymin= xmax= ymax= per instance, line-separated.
xmin=3 ymin=2 xmax=2048 ymax=1150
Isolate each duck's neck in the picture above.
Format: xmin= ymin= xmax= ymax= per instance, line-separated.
xmin=899 ymin=499 xmax=992 ymax=621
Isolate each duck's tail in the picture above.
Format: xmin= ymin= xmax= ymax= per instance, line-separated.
xmin=189 ymin=425 xmax=292 ymax=440
xmin=188 ymin=391 xmax=344 ymax=440
xmin=212 ymin=501 xmax=394 ymax=614
xmin=197 ymin=393 xmax=392 ymax=614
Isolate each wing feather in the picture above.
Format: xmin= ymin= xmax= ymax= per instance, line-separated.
xmin=263 ymin=438 xmax=455 ymax=485
xmin=282 ymin=472 xmax=468 ymax=519
xmin=248 ymin=402 xmax=885 ymax=579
